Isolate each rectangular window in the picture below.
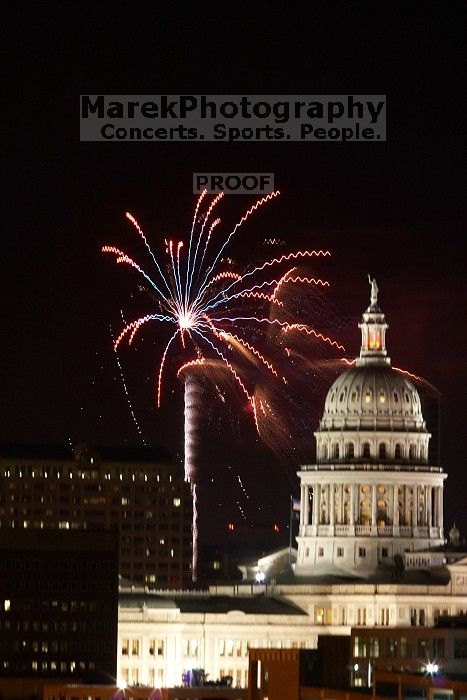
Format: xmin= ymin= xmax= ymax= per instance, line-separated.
xmin=432 ymin=638 xmax=445 ymax=658
xmin=149 ymin=639 xmax=164 ymax=656
xmin=354 ymin=636 xmax=367 ymax=657
xmin=454 ymin=638 xmax=467 ymax=658
xmin=380 ymin=608 xmax=389 ymax=626
xmin=337 ymin=547 xmax=344 ymax=557
xmin=368 ymin=637 xmax=379 ymax=658
xmin=318 ymin=547 xmax=324 ymax=557
xmin=386 ymin=638 xmax=397 ymax=657
xmin=400 ymin=636 xmax=411 ymax=657
xmin=121 ymin=639 xmax=129 ymax=655
xmin=410 ymin=608 xmax=417 ymax=626
xmin=417 ymin=639 xmax=429 ymax=658
xmin=131 ymin=639 xmax=139 ymax=656
xmin=357 ymin=608 xmax=367 ymax=626
xmin=419 ymin=609 xmax=426 ymax=626
xmin=315 ymin=607 xmax=325 ymax=625
xmin=358 ymin=547 xmax=366 ymax=557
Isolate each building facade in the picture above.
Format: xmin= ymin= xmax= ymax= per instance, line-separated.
xmin=0 ymin=444 xmax=192 ymax=588
xmin=0 ymin=529 xmax=118 ymax=683
xmin=114 ymin=281 xmax=467 ymax=690
xmin=116 ymin=568 xmax=467 ymax=689
xmin=295 ymin=280 xmax=446 ymax=576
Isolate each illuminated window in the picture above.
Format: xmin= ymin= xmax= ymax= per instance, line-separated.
xmin=354 ymin=636 xmax=367 ymax=656
xmin=369 ymin=637 xmax=379 ymax=657
xmin=173 ymin=497 xmax=181 ymax=507
xmin=183 ymin=639 xmax=199 ymax=657
xmin=365 ymin=391 xmax=371 ymax=404
xmin=357 ymin=608 xmax=367 ymax=625
xmin=131 ymin=639 xmax=139 ymax=656
xmin=4 ymin=600 xmax=10 ymax=612
xmin=379 ymin=391 xmax=385 ymax=403
xmin=213 ymin=561 xmax=221 ymax=570
xmin=149 ymin=639 xmax=164 ymax=657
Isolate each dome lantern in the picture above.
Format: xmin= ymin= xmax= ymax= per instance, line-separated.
xmin=357 ymin=275 xmax=390 ymax=367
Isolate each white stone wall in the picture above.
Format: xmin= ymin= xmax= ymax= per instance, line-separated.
xmin=117 ymin=578 xmax=467 ymax=688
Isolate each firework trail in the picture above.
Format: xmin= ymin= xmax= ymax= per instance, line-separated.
xmin=102 ymin=190 xmax=341 ymax=580
xmin=110 ymin=323 xmax=146 ymax=445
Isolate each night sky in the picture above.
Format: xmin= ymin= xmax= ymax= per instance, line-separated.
xmin=3 ymin=6 xmax=466 ymax=543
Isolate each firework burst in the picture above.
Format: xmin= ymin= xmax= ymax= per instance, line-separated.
xmin=102 ymin=190 xmax=341 ymax=580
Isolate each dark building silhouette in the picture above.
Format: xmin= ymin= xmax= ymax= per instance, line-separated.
xmin=0 ymin=529 xmax=118 ymax=684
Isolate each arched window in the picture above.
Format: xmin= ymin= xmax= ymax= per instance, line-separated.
xmin=363 ymin=442 xmax=371 ymax=459
xmin=379 ymin=443 xmax=387 ymax=459
xmin=333 ymin=443 xmax=340 ymax=459
xmin=346 ymin=443 xmax=354 ymax=459
xmin=395 ymin=443 xmax=402 ymax=459
xmin=409 ymin=444 xmax=416 ymax=460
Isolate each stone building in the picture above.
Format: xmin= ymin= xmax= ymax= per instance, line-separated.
xmin=295 ymin=279 xmax=446 ymax=576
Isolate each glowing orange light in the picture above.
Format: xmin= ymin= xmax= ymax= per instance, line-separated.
xmin=273 ymin=524 xmax=280 ymax=532
xmin=227 ymin=522 xmax=235 ymax=531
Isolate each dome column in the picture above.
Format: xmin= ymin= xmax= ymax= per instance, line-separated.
xmin=330 ymin=484 xmax=335 ymax=533
xmin=413 ymin=485 xmax=419 ymax=535
xmin=311 ymin=483 xmax=319 ymax=535
xmin=438 ymin=487 xmax=444 ymax=537
xmin=348 ymin=483 xmax=355 ymax=534
xmin=392 ymin=485 xmax=400 ymax=535
xmin=304 ymin=485 xmax=310 ymax=526
xmin=426 ymin=486 xmax=432 ymax=529
xmin=371 ymin=483 xmax=377 ymax=533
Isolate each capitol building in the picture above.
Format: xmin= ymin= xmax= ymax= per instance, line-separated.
xmin=295 ymin=276 xmax=445 ymax=576
xmin=117 ymin=280 xmax=467 ymax=689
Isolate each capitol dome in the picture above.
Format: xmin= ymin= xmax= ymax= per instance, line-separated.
xmin=315 ymin=276 xmax=429 ymax=465
xmin=320 ymin=364 xmax=425 ymax=432
xmin=295 ymin=276 xmax=446 ymax=579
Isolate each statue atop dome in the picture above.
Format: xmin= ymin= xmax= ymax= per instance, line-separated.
xmin=367 ymin=274 xmax=379 ymax=307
